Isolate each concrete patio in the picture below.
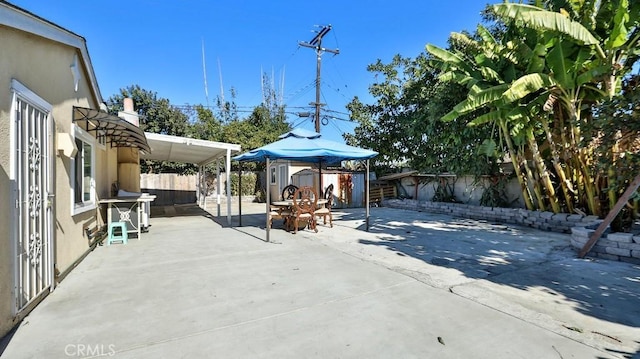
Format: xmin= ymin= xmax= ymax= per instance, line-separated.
xmin=1 ymin=203 xmax=639 ymax=358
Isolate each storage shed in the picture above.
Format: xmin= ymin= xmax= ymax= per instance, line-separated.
xmin=291 ymin=168 xmax=366 ymax=208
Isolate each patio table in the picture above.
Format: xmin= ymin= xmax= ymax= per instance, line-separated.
xmin=271 ymin=199 xmax=328 ymax=231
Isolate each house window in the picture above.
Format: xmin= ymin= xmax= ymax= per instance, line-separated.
xmin=72 ymin=126 xmax=95 ymax=214
xmin=270 ymin=166 xmax=276 ymax=185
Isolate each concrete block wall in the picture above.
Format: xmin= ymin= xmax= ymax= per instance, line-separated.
xmin=570 ymin=227 xmax=640 ymax=264
xmin=384 ymin=199 xmax=599 ymax=233
xmin=384 ymin=198 xmax=640 ymax=263
xmin=399 ymin=175 xmax=525 ymax=207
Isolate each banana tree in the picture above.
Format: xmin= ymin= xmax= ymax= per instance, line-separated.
xmin=428 ymin=1 xmax=638 ymax=216
xmin=427 ymin=25 xmax=563 ymax=212
xmin=493 ymin=1 xmax=639 ymax=215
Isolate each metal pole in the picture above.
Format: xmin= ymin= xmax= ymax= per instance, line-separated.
xmin=366 ymin=159 xmax=370 ymax=231
xmin=226 ymin=149 xmax=231 ymax=226
xmin=266 ymin=157 xmax=271 ymax=242
xmin=238 ymin=161 xmax=242 ymax=226
xmin=315 ymin=48 xmax=321 ymax=133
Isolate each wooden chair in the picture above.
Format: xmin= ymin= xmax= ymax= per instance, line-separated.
xmin=281 ymin=184 xmax=299 ymax=200
xmin=268 ymin=205 xmax=291 ymax=229
xmin=291 ymin=186 xmax=318 ymax=234
xmin=315 ymin=184 xmax=333 ymax=227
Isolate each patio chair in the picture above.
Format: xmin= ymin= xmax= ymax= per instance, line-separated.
xmin=314 ymin=184 xmax=333 ymax=227
xmin=291 ymin=186 xmax=318 ymax=234
xmin=268 ymin=205 xmax=292 ymax=229
xmin=282 ymin=184 xmax=299 ymax=201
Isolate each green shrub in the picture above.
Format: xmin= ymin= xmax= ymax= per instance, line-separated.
xmin=228 ymin=172 xmax=257 ymax=196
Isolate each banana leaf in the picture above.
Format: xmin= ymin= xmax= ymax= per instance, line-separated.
xmin=500 ymin=73 xmax=556 ymax=104
xmin=493 ymin=3 xmax=599 ymax=46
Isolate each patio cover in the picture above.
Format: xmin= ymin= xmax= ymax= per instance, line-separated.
xmin=233 ymin=128 xmax=378 ymax=242
xmin=142 ymin=132 xmax=241 ymax=166
xmin=141 ymin=132 xmax=242 ymax=225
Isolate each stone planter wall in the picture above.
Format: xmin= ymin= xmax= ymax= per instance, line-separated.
xmin=384 ymin=199 xmax=598 ymax=233
xmin=570 ymin=228 xmax=640 ymax=264
xmin=384 ymin=198 xmax=640 ymax=263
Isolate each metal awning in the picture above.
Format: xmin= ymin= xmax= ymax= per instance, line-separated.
xmin=141 ymin=132 xmax=241 ymax=166
xmin=73 ymin=107 xmax=150 ymax=152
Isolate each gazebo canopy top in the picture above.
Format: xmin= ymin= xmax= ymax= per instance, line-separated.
xmin=233 ymin=129 xmax=377 ymax=164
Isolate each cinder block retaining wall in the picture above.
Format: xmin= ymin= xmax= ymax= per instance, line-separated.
xmin=384 ymin=199 xmax=598 ymax=233
xmin=384 ymin=199 xmax=639 ymax=263
xmin=570 ymin=228 xmax=640 ymax=264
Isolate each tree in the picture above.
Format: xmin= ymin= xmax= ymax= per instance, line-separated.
xmin=427 ymin=1 xmax=640 ymax=216
xmin=108 ymin=85 xmax=194 ymax=174
xmin=346 ymin=53 xmax=499 ymax=176
xmin=188 ymin=105 xmax=223 ymax=142
xmin=223 ymin=104 xmax=291 ymax=171
xmin=588 ymin=75 xmax=640 ymax=229
xmin=108 ymin=85 xmax=189 ymax=136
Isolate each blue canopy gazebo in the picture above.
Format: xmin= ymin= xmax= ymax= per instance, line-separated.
xmin=233 ymin=129 xmax=378 ymax=241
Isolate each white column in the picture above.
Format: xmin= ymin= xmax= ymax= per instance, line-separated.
xmin=202 ymin=165 xmax=207 ymax=209
xmin=216 ymin=159 xmax=221 ymax=217
xmin=197 ymin=165 xmax=202 ymax=207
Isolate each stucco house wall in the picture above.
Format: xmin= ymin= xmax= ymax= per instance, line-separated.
xmin=0 ymin=3 xmax=119 ymax=337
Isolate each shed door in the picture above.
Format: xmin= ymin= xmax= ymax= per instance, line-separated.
xmin=278 ymin=164 xmax=287 ymax=197
xmin=12 ymin=89 xmax=54 ymax=314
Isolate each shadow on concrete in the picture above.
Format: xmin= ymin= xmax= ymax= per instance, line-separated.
xmin=150 ymin=203 xmax=216 ymax=219
xmin=0 ymin=325 xmax=18 ymax=356
xmin=351 ymin=209 xmax=640 ymax=357
xmin=599 ymin=343 xmax=640 ymax=359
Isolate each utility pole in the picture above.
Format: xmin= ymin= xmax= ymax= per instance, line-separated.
xmin=299 ymin=25 xmax=339 ymax=133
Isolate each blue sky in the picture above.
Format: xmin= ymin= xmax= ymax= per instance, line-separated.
xmin=12 ymin=1 xmax=489 ymax=143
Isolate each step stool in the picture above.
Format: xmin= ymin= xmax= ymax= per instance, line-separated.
xmin=107 ymin=222 xmax=128 ymax=245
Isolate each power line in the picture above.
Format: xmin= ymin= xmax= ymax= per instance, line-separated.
xmin=283 ymin=80 xmax=316 ymax=104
